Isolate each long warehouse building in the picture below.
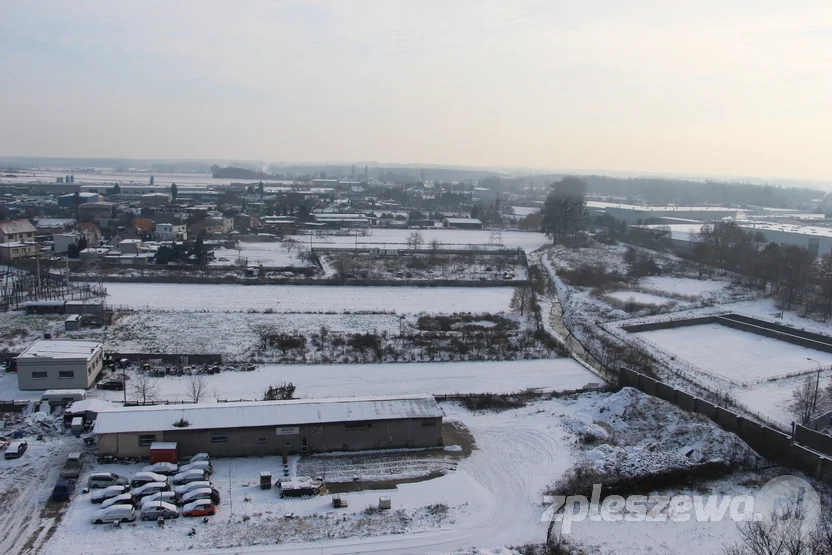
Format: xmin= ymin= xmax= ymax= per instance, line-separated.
xmin=94 ymin=394 xmax=445 ymax=458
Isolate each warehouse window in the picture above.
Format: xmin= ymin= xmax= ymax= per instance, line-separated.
xmin=138 ymin=434 xmax=156 ymax=447
xmin=32 ymin=371 xmax=47 ymax=379
xmin=58 ymin=370 xmax=74 ymax=379
xmin=257 ymin=437 xmax=267 ymax=444
xmin=421 ymin=421 xmax=437 ymax=428
xmin=211 ymin=432 xmax=228 ymax=443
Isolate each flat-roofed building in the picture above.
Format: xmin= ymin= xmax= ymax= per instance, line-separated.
xmin=15 ymin=339 xmax=104 ymax=390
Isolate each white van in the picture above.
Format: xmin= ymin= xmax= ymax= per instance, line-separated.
xmin=91 ymin=504 xmax=136 ymax=524
xmin=41 ymin=389 xmax=86 ymax=405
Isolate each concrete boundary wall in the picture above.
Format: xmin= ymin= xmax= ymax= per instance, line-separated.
xmin=620 ymin=367 xmax=832 ymax=482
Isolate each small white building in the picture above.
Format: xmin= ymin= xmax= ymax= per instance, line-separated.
xmin=118 ymin=239 xmax=143 ymax=253
xmin=155 ymin=223 xmax=188 ymax=241
xmin=53 ymin=232 xmax=79 ymax=254
xmin=15 ymin=339 xmax=104 ymax=390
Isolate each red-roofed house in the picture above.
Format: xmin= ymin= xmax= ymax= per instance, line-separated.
xmin=131 ymin=218 xmax=154 ymax=239
xmin=78 ymin=222 xmax=102 ymax=247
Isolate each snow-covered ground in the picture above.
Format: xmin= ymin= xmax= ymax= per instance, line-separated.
xmin=39 ymin=388 xmax=756 ymax=555
xmin=210 ymin=242 xmax=313 ymax=268
xmin=102 ymin=283 xmax=514 ymax=313
xmin=636 ymin=323 xmax=832 ymax=383
xmin=604 ymin=291 xmax=676 ymax=306
xmin=639 ymin=276 xmax=731 ymax=298
xmin=293 ymin=229 xmax=549 ymax=253
xmin=82 ymin=359 xmax=601 ymax=404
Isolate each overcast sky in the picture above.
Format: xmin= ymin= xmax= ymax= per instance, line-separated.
xmin=1 ymin=1 xmax=830 ymax=180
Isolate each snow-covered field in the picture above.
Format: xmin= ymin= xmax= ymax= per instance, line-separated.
xmin=293 ymin=229 xmax=549 ymax=253
xmin=636 ymin=323 xmax=832 ymax=383
xmin=38 ymin=388 xmax=753 ymax=555
xmin=85 ymin=359 xmax=601 ymax=403
xmin=639 ymin=276 xmax=731 ymax=298
xmin=102 ymin=283 xmax=514 ymax=313
xmin=210 ymin=242 xmax=313 ymax=268
xmin=604 ymin=291 xmax=675 ymax=306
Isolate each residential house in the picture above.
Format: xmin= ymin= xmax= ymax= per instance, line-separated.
xmin=141 ymin=193 xmax=171 ymax=207
xmin=155 ymin=223 xmax=188 ymax=241
xmin=0 ymin=219 xmax=37 ymax=243
xmin=131 ymin=218 xmax=155 ymax=239
xmin=78 ymin=222 xmax=102 ymax=247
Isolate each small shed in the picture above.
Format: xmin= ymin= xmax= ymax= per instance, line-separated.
xmin=64 ymin=314 xmax=82 ymax=331
xmin=149 ymin=441 xmax=178 ymax=464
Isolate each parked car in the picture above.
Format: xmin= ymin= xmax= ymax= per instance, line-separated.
xmin=142 ymin=462 xmax=178 ymax=476
xmin=179 ymin=460 xmax=213 ymax=475
xmin=101 ymin=493 xmax=137 ymax=509
xmin=140 ymin=501 xmax=179 ymax=521
xmin=131 ymin=472 xmax=168 ymax=488
xmin=187 ymin=453 xmax=210 ymax=464
xmin=178 ymin=487 xmax=220 ymax=506
xmin=182 ymin=499 xmax=216 ymax=517
xmin=173 ymin=480 xmax=214 ymax=496
xmin=88 ymin=472 xmax=129 ymax=489
xmin=131 ymin=482 xmax=170 ymax=498
xmin=4 ymin=440 xmax=28 ymax=459
xmin=138 ymin=491 xmax=177 ymax=505
xmin=91 ymin=505 xmax=136 ymax=524
xmin=59 ymin=452 xmax=83 ymax=479
xmin=171 ymin=469 xmax=208 ymax=486
xmin=52 ymin=479 xmax=75 ymax=502
xmin=96 ymin=379 xmax=125 ymax=391
xmin=90 ymin=484 xmax=131 ymax=503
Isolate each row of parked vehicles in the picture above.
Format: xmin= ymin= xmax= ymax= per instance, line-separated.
xmin=86 ymin=454 xmax=220 ymax=525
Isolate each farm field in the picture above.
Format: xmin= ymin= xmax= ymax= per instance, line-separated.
xmin=83 ymin=359 xmax=601 ymax=403
xmin=101 ymin=283 xmax=514 ymax=313
xmin=636 ymin=323 xmax=832 ymax=383
xmin=209 ymin=242 xmax=312 ymax=267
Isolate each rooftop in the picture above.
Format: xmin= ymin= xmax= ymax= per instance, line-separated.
xmin=737 ymin=221 xmax=832 ymax=239
xmin=0 ymin=219 xmax=37 ymax=235
xmin=16 ymin=339 xmax=102 ymax=361
xmin=445 ymin=218 xmax=482 ymax=224
xmin=93 ymin=394 xmax=444 ymax=434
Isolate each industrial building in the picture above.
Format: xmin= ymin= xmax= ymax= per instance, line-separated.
xmin=15 ymin=339 xmax=104 ymax=390
xmin=94 ymin=394 xmax=445 ymax=459
xmin=443 ymin=217 xmax=483 ymax=229
xmin=600 ymin=204 xmax=744 ymax=224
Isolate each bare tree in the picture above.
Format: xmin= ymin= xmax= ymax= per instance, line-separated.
xmin=725 ymin=506 xmax=814 ymax=555
xmin=251 ymin=324 xmax=277 ymax=349
xmin=510 ymin=284 xmax=535 ymax=316
xmin=792 ymin=376 xmax=819 ymax=426
xmin=282 ymin=237 xmax=300 ymax=253
xmin=406 ymin=231 xmax=424 ymax=250
xmin=130 ymin=373 xmax=159 ymax=404
xmin=186 ymin=374 xmax=209 ymax=403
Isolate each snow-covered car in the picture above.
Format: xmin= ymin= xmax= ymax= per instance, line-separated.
xmin=131 ymin=472 xmax=168 ymax=487
xmin=88 ymin=472 xmax=129 ymax=489
xmin=182 ymin=499 xmax=216 ymax=517
xmin=142 ymin=462 xmax=179 ymax=476
xmin=131 ymin=482 xmax=170 ymax=498
xmin=138 ymin=491 xmax=177 ymax=505
xmin=179 ymin=460 xmax=213 ymax=475
xmin=92 ymin=504 xmax=135 ymax=524
xmin=178 ymin=487 xmax=220 ymax=506
xmin=173 ymin=480 xmax=214 ymax=496
xmin=101 ymin=493 xmax=137 ymax=509
xmin=90 ymin=484 xmax=131 ymax=503
xmin=187 ymin=453 xmax=209 ymax=464
xmin=171 ymin=469 xmax=208 ymax=486
xmin=139 ymin=501 xmax=179 ymax=521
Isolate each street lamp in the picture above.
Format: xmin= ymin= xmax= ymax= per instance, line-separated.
xmin=807 ymin=358 xmax=822 ymax=413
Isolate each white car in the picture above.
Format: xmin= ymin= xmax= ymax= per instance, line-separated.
xmin=187 ymin=453 xmax=209 ymax=464
xmin=173 ymin=481 xmax=214 ymax=496
xmin=179 ymin=487 xmax=220 ymax=506
xmin=131 ymin=482 xmax=169 ymax=498
xmin=179 ymin=460 xmax=213 ymax=475
xmin=139 ymin=491 xmax=177 ymax=505
xmin=92 ymin=504 xmax=136 ymax=524
xmin=171 ymin=469 xmax=208 ymax=486
xmin=101 ymin=493 xmax=136 ymax=509
xmin=142 ymin=462 xmax=179 ymax=476
xmin=131 ymin=472 xmax=168 ymax=487
xmin=139 ymin=501 xmax=179 ymax=521
xmin=90 ymin=485 xmax=130 ymax=503
xmin=88 ymin=472 xmax=129 ymax=489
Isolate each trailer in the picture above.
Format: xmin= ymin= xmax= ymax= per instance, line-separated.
xmin=278 ymin=476 xmax=325 ymax=498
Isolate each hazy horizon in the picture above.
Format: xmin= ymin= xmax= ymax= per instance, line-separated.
xmin=2 ymin=1 xmax=831 ymax=182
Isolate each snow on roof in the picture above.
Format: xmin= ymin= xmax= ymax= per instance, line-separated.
xmin=0 ymin=219 xmax=36 ymax=234
xmin=445 ymin=218 xmax=482 ymax=224
xmin=36 ymin=218 xmax=76 ymax=228
xmin=603 ymin=204 xmax=741 ymax=213
xmin=94 ymin=394 xmax=444 ymax=435
xmin=66 ymin=398 xmax=116 ymax=414
xmin=737 ymin=221 xmax=832 ymax=238
xmin=16 ymin=339 xmax=102 ymax=361
xmin=0 ymin=241 xmax=29 ymax=247
xmin=150 ymin=442 xmax=178 ymax=450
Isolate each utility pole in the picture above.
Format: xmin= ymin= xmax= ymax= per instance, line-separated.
xmin=808 ymin=358 xmax=822 ymax=413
